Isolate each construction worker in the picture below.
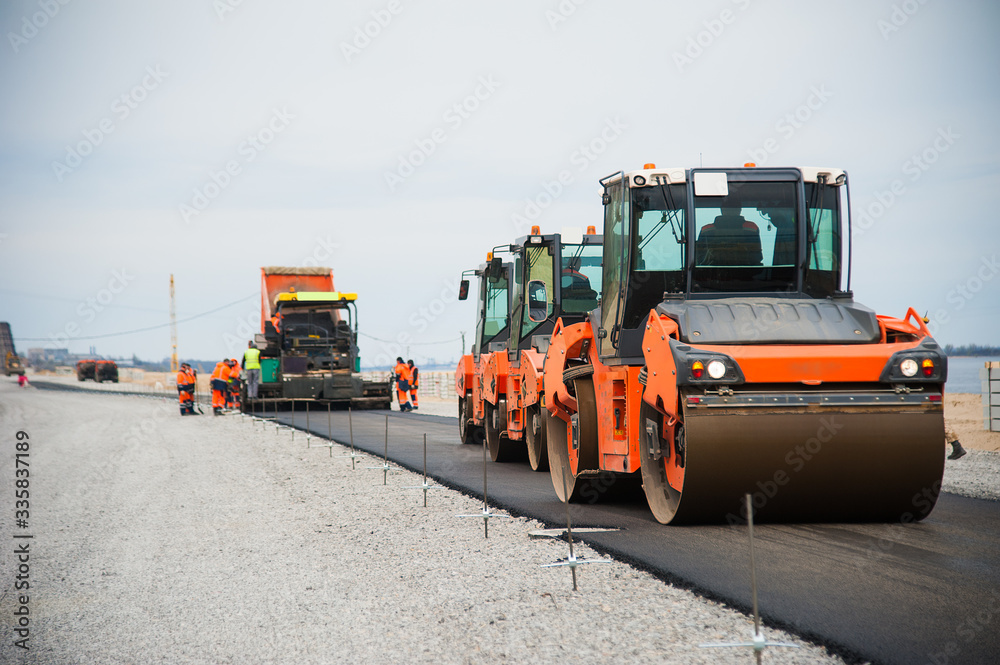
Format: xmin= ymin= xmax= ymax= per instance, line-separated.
xmin=176 ymin=363 xmax=196 ymax=415
xmin=407 ymin=359 xmax=419 ymax=410
xmin=227 ymin=359 xmax=241 ymax=410
xmin=945 ymin=420 xmax=967 ymax=460
xmin=394 ymin=356 xmax=413 ymax=412
xmin=243 ymin=341 xmax=261 ymax=400
xmin=211 ymin=359 xmax=229 ymax=415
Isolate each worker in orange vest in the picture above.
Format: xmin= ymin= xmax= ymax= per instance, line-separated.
xmin=393 ymin=356 xmax=413 ymax=412
xmin=226 ymin=359 xmax=241 ymax=410
xmin=176 ymin=363 xmax=196 ymax=415
xmin=211 ymin=359 xmax=229 ymax=415
xmin=407 ymin=359 xmax=419 ymax=410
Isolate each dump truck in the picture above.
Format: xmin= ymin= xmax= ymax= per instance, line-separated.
xmin=95 ymin=359 xmax=119 ymax=383
xmin=76 ymin=359 xmax=96 ymax=381
xmin=480 ymin=226 xmax=603 ymax=468
xmin=254 ymin=266 xmax=391 ymax=408
xmin=543 ymin=164 xmax=947 ymax=524
xmin=456 ymin=255 xmax=513 ymax=445
xmin=0 ymin=322 xmax=25 ymax=376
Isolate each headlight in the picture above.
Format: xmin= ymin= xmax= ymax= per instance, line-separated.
xmin=900 ymin=358 xmax=919 ymax=377
xmin=707 ymin=360 xmax=726 ymax=379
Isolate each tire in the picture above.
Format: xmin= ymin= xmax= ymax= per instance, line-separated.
xmin=526 ymin=405 xmax=548 ymax=471
xmin=639 ymin=400 xmax=684 ymax=525
xmin=486 ymin=398 xmax=519 ymax=462
xmin=562 ymin=364 xmax=595 ymax=383
xmin=545 ymin=377 xmax=598 ymax=502
xmin=459 ymin=396 xmax=474 ymax=444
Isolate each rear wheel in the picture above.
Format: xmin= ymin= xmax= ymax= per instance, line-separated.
xmin=486 ymin=398 xmax=518 ymax=462
xmin=639 ymin=400 xmax=685 ymax=524
xmin=526 ymin=405 xmax=548 ymax=471
xmin=546 ymin=377 xmax=598 ymax=502
xmin=458 ymin=396 xmax=474 ymax=444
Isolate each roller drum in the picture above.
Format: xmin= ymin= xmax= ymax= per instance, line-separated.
xmin=668 ymin=402 xmax=945 ymax=524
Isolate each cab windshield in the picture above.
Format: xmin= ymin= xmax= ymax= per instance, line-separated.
xmin=477 ymin=271 xmax=509 ymax=351
xmin=692 ymin=181 xmax=798 ymax=292
xmin=560 ymin=242 xmax=602 ymax=314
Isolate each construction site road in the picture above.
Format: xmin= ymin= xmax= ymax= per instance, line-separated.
xmin=271 ymin=405 xmax=1000 ymax=665
xmin=1 ymin=381 xmax=849 ymax=665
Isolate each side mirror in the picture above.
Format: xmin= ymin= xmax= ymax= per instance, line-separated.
xmin=487 ymin=257 xmax=502 ymax=281
xmin=527 ymin=280 xmax=549 ymax=322
xmin=458 ymin=279 xmax=470 ymax=301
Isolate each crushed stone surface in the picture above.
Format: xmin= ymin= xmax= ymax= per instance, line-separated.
xmin=0 ymin=380 xmax=851 ymax=664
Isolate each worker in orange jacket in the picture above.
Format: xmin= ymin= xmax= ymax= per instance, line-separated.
xmin=211 ymin=360 xmax=229 ymax=415
xmin=176 ymin=363 xmax=196 ymax=415
xmin=407 ymin=359 xmax=419 ymax=410
xmin=226 ymin=359 xmax=241 ymax=409
xmin=393 ymin=356 xmax=413 ymax=412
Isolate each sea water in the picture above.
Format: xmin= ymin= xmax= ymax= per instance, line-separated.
xmin=946 ymin=356 xmax=1000 ymax=394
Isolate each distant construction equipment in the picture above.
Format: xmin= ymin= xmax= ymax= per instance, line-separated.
xmin=0 ymin=322 xmax=26 ymax=376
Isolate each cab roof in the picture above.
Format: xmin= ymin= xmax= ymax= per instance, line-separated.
xmin=604 ymin=165 xmax=847 ymax=188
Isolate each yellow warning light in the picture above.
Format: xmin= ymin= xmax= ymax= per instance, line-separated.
xmin=586 ymin=225 xmax=597 ymax=235
xmin=643 ymin=163 xmax=656 ymax=169
xmin=487 ymin=252 xmax=493 ymax=261
xmin=531 ymin=225 xmax=540 ymax=235
xmin=744 ymin=162 xmax=756 ymax=167
xmin=691 ymin=360 xmax=705 ymax=379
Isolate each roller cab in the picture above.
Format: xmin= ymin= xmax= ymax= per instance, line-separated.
xmin=455 ymin=255 xmax=512 ymax=445
xmin=481 ymin=226 xmax=603 ymax=466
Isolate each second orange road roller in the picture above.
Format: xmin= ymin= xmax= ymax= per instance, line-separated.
xmin=478 ymin=225 xmax=604 ymax=468
xmin=542 ymin=164 xmax=947 ymax=524
xmin=455 ymin=254 xmax=513 ymax=446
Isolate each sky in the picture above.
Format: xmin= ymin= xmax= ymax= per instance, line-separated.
xmin=1 ymin=0 xmax=998 ymax=368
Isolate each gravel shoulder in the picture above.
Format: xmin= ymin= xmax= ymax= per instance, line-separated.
xmin=0 ymin=379 xmax=849 ymax=664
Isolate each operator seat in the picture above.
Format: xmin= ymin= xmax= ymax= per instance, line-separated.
xmin=696 ymin=207 xmax=763 ymax=266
